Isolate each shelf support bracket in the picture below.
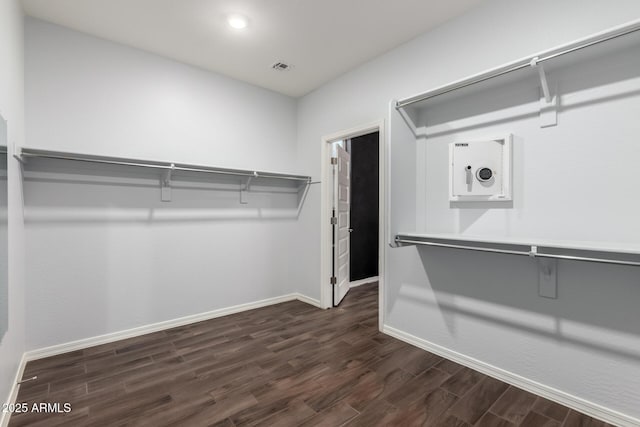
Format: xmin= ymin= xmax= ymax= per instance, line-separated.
xmin=161 ymin=163 xmax=174 ymax=202
xmin=396 ymin=104 xmax=426 ymax=138
xmin=538 ymin=258 xmax=558 ymax=299
xmin=240 ymin=171 xmax=258 ymax=204
xmin=12 ymin=145 xmax=26 ymax=165
xmin=531 ymin=57 xmax=552 ymax=103
xmin=530 ymin=244 xmax=557 ymax=299
xmin=530 ymin=57 xmax=557 ymax=128
xmin=13 ymin=153 xmax=26 ymax=165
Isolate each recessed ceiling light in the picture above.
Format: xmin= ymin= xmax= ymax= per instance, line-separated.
xmin=227 ymin=14 xmax=248 ymax=30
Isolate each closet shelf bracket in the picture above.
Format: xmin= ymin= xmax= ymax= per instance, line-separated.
xmin=161 ymin=163 xmax=175 ymax=202
xmin=13 ymin=146 xmax=27 ymax=165
xmin=530 ymin=57 xmax=557 ymax=128
xmin=13 ymin=153 xmax=26 ymax=165
xmin=240 ymin=171 xmax=258 ymax=204
xmin=530 ymin=57 xmax=551 ymax=103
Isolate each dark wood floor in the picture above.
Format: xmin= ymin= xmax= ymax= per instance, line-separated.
xmin=11 ymin=284 xmax=613 ymax=426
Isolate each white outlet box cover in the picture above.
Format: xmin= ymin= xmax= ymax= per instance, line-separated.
xmin=449 ymin=135 xmax=512 ymax=202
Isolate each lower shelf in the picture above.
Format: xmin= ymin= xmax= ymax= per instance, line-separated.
xmin=394 ymin=233 xmax=640 ymax=267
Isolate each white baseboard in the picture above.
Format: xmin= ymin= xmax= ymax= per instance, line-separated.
xmin=25 ymin=293 xmax=316 ymax=362
xmin=383 ymin=325 xmax=639 ymax=427
xmin=349 ymin=277 xmax=379 ymax=288
xmin=294 ymin=293 xmax=323 ymax=309
xmin=1 ymin=353 xmax=27 ymax=427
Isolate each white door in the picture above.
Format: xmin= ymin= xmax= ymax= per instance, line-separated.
xmin=332 ymin=145 xmax=351 ymax=306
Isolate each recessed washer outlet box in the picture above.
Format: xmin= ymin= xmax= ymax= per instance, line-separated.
xmin=449 ymin=135 xmax=512 ymax=202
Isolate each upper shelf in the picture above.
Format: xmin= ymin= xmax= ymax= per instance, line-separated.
xmin=15 ymin=147 xmax=312 ymax=187
xmin=396 ymin=18 xmax=640 ymax=112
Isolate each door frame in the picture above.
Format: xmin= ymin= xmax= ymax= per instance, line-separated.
xmin=320 ymin=120 xmax=386 ymax=330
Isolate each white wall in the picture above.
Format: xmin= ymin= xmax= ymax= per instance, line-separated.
xmin=417 ymin=43 xmax=640 ymax=243
xmin=24 ymin=18 xmax=302 ymax=350
xmin=26 ymin=19 xmax=297 ymax=171
xmin=295 ymin=0 xmax=640 ymax=421
xmin=0 ymin=120 xmax=7 ymax=345
xmin=0 ymin=0 xmax=26 ymax=416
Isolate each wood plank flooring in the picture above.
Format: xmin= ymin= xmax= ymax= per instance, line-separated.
xmin=9 ymin=284 xmax=615 ymax=426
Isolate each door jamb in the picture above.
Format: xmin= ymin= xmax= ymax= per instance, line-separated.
xmin=320 ymin=120 xmax=386 ymax=331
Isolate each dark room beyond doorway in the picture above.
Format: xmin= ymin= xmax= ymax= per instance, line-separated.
xmin=348 ymin=131 xmax=379 ymax=282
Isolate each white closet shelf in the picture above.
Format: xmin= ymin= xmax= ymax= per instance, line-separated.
xmin=395 ymin=18 xmax=640 ymax=112
xmin=395 ymin=233 xmax=640 ymax=266
xmin=15 ymin=147 xmax=312 ymax=184
xmin=15 ymin=147 xmax=312 ymax=207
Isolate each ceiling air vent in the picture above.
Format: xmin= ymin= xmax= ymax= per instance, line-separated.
xmin=271 ymin=62 xmax=292 ymax=71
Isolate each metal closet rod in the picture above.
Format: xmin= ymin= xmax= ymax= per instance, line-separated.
xmin=394 ymin=238 xmax=640 ymax=267
xmin=18 ymin=149 xmax=312 ymax=182
xmin=396 ymin=19 xmax=640 ymax=109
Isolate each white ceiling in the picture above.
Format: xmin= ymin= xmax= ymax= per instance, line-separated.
xmin=22 ymin=0 xmax=484 ymax=97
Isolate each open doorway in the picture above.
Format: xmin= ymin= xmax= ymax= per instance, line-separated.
xmin=320 ymin=121 xmax=385 ymax=325
xmin=348 ymin=132 xmax=379 ymax=287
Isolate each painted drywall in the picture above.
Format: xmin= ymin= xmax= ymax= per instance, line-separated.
xmin=25 ymin=18 xmax=297 ymax=171
xmin=0 ymin=0 xmax=26 ymax=415
xmin=415 ymin=44 xmax=640 ymax=243
xmin=0 ymin=121 xmax=7 ymax=344
xmin=295 ymin=0 xmax=640 ymax=420
xmin=24 ymin=18 xmax=302 ymax=350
